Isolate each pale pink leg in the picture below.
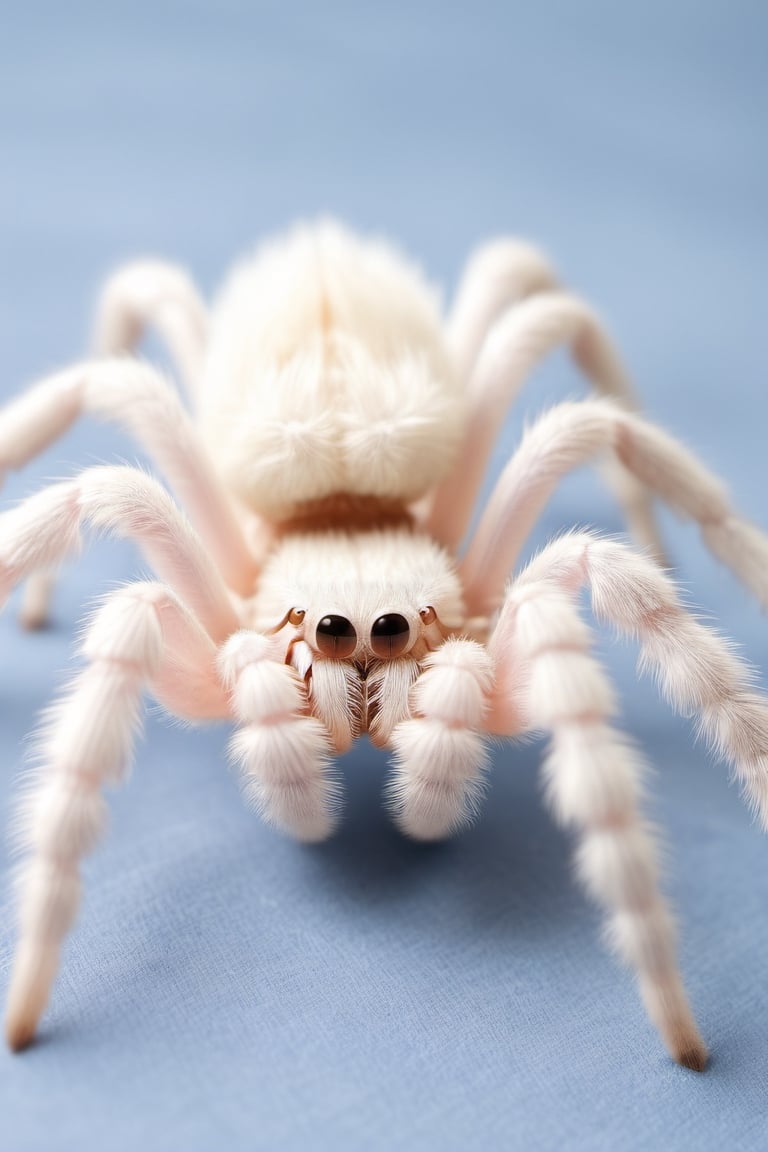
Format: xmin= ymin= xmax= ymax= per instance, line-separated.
xmin=492 ymin=530 xmax=768 ymax=825
xmin=488 ymin=576 xmax=707 ymax=1070
xmin=220 ymin=632 xmax=339 ymax=842
xmin=448 ymin=237 xmax=561 ymax=381
xmin=387 ymin=639 xmax=493 ymax=840
xmin=5 ymin=581 xmax=227 ymax=1051
xmin=461 ymin=398 xmax=768 ymax=615
xmin=92 ymin=259 xmax=208 ymax=400
xmin=0 ymin=466 xmax=239 ymax=641
xmin=431 ymin=293 xmax=661 ymax=559
xmin=18 ymin=570 xmax=56 ymax=630
xmin=0 ymin=359 xmax=255 ymax=622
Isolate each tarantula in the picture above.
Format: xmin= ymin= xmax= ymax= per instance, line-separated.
xmin=1 ymin=222 xmax=767 ymax=1069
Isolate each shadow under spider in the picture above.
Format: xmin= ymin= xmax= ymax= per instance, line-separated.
xmin=286 ymin=737 xmax=583 ymax=943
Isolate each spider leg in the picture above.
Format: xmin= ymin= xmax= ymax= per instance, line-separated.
xmin=386 ymin=639 xmax=493 ymax=840
xmin=492 ymin=531 xmax=768 ymax=824
xmin=5 ymin=581 xmax=228 ymax=1052
xmin=431 ymin=293 xmax=662 ymax=561
xmin=0 ymin=359 xmax=255 ymax=624
xmin=220 ymin=631 xmax=339 ymax=842
xmin=0 ymin=465 xmax=239 ymax=641
xmin=488 ymin=574 xmax=708 ymax=1071
xmin=92 ymin=259 xmax=208 ymax=401
xmin=448 ymin=237 xmax=560 ymax=381
xmin=461 ymin=398 xmax=768 ymax=616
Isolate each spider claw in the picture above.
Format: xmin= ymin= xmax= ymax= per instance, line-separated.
xmin=18 ymin=572 xmax=56 ymax=631
xmin=5 ymin=1013 xmax=38 ymax=1053
xmin=4 ymin=942 xmax=57 ymax=1054
xmin=673 ymin=1039 xmax=709 ymax=1073
xmin=658 ymin=1010 xmax=709 ymax=1073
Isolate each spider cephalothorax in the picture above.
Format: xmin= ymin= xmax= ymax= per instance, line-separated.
xmin=2 ymin=220 xmax=768 ymax=1071
xmin=251 ymin=524 xmax=465 ymax=757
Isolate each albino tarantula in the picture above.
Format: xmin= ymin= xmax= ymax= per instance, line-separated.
xmin=1 ymin=222 xmax=767 ymax=1069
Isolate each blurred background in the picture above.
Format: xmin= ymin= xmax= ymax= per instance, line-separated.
xmin=1 ymin=3 xmax=766 ymax=1150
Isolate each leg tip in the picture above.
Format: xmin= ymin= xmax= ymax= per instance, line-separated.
xmin=387 ymin=778 xmax=477 ymax=843
xmin=396 ymin=816 xmax=454 ymax=843
xmin=643 ymin=978 xmax=709 ymax=1074
xmin=672 ymin=1036 xmax=709 ymax=1073
xmin=18 ymin=571 xmax=55 ymax=630
xmin=5 ymin=1012 xmax=38 ymax=1053
xmin=18 ymin=608 xmax=49 ymax=631
xmin=270 ymin=804 xmax=340 ymax=844
xmin=5 ymin=942 xmax=59 ymax=1053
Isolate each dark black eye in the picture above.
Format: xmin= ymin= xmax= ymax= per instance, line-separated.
xmin=315 ymin=615 xmax=357 ymax=659
xmin=370 ymin=613 xmax=411 ymax=659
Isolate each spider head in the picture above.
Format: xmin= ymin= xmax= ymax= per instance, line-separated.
xmin=309 ymin=608 xmax=440 ymax=662
xmin=255 ymin=531 xmax=463 ymax=665
xmin=280 ymin=606 xmax=437 ymax=663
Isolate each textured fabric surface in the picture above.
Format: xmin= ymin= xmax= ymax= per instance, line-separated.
xmin=1 ymin=3 xmax=767 ymax=1149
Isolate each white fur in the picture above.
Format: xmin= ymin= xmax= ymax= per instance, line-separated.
xmin=366 ymin=658 xmax=421 ymax=747
xmin=0 ymin=359 xmax=254 ymax=625
xmin=306 ymin=658 xmax=364 ymax=753
xmin=200 ymin=222 xmax=463 ymax=518
xmin=514 ymin=532 xmax=768 ymax=825
xmin=93 ymin=258 xmax=208 ymax=398
xmin=538 ymin=723 xmax=641 ymax=828
xmin=388 ymin=721 xmax=490 ymax=840
xmin=220 ymin=630 xmax=338 ymax=841
xmin=250 ymin=528 xmax=465 ymax=652
xmin=0 ymin=465 xmax=238 ymax=641
xmin=493 ymin=580 xmax=707 ymax=1069
xmin=447 ymin=236 xmax=560 ymax=381
xmin=462 ymin=398 xmax=768 ymax=614
xmin=5 ymin=581 xmax=218 ymax=1051
xmin=229 ymin=721 xmax=338 ymax=840
xmin=3 ymin=220 xmax=768 ymax=1066
xmin=388 ymin=640 xmax=492 ymax=840
xmin=433 ymin=292 xmax=662 ymax=563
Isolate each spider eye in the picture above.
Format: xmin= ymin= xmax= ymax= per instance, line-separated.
xmin=288 ymin=608 xmax=306 ymax=626
xmin=370 ymin=613 xmax=411 ymax=659
xmin=315 ymin=615 xmax=357 ymax=659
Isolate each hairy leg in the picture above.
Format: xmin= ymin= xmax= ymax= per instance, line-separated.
xmin=448 ymin=237 xmax=560 ymax=382
xmin=431 ymin=293 xmax=661 ymax=559
xmin=5 ymin=581 xmax=226 ymax=1051
xmin=0 ymin=359 xmax=255 ymax=617
xmin=0 ymin=465 xmax=239 ymax=641
xmin=488 ymin=576 xmax=707 ymax=1070
xmin=461 ymin=398 xmax=768 ymax=615
xmin=491 ymin=531 xmax=768 ymax=824
xmin=93 ymin=259 xmax=208 ymax=400
xmin=387 ymin=638 xmax=493 ymax=839
xmin=220 ymin=631 xmax=339 ymax=842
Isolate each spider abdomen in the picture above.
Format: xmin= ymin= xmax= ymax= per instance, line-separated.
xmin=198 ymin=222 xmax=465 ymax=520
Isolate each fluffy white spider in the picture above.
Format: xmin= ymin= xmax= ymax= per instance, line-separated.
xmin=1 ymin=222 xmax=768 ymax=1069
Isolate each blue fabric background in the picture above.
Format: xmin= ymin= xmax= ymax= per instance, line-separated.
xmin=1 ymin=2 xmax=767 ymax=1148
